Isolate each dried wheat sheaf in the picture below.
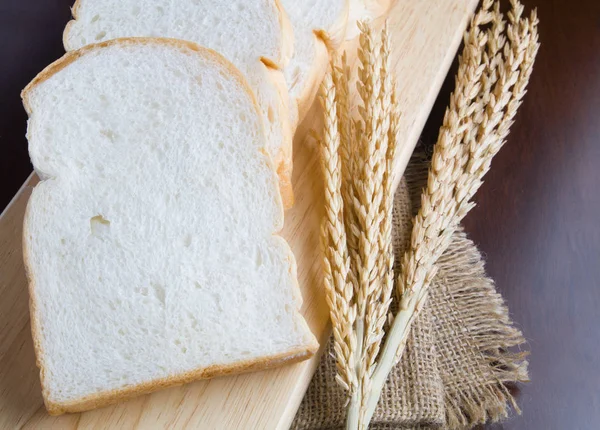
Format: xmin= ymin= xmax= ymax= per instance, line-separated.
xmin=318 ymin=1 xmax=539 ymax=429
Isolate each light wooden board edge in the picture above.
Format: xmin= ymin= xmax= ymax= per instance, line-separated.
xmin=0 ymin=1 xmax=478 ymax=428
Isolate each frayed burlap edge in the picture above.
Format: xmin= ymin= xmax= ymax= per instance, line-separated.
xmin=429 ymin=230 xmax=529 ymax=429
xmin=405 ymin=148 xmax=530 ymax=428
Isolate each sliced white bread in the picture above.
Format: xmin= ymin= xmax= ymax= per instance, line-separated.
xmin=63 ymin=0 xmax=296 ymax=207
xmin=22 ymin=38 xmax=318 ymax=415
xmin=279 ymin=0 xmax=349 ymax=126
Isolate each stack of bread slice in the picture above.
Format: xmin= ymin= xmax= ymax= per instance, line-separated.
xmin=22 ymin=0 xmax=387 ymax=415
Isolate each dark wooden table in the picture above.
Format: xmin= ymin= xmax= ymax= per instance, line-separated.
xmin=1 ymin=1 xmax=598 ymax=429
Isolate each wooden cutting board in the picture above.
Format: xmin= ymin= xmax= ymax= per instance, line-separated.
xmin=0 ymin=1 xmax=478 ymax=428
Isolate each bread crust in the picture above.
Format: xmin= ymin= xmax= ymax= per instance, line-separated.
xmin=44 ymin=346 xmax=315 ymax=415
xmin=261 ymin=64 xmax=296 ymax=208
xmin=21 ymin=38 xmax=317 ymax=415
xmin=61 ymin=0 xmax=81 ymax=52
xmin=274 ymin=0 xmax=295 ymax=67
xmin=270 ymin=0 xmax=296 ymax=206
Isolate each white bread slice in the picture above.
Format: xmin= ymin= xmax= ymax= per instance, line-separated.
xmin=280 ymin=0 xmax=349 ymax=126
xmin=63 ymin=0 xmax=296 ymax=207
xmin=21 ymin=38 xmax=318 ymax=415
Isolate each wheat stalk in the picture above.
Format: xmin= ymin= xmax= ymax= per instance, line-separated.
xmin=360 ymin=1 xmax=539 ymax=426
xmin=356 ymin=25 xmax=399 ymax=426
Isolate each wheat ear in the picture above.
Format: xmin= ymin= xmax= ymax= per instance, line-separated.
xmin=319 ymin=71 xmax=358 ymax=393
xmin=360 ymin=1 xmax=540 ymax=426
xmin=344 ymin=21 xmax=403 ymax=429
xmin=334 ymin=52 xmax=361 ymax=335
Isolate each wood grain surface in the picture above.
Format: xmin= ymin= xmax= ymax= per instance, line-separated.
xmin=0 ymin=0 xmax=478 ymax=428
xmin=420 ymin=1 xmax=600 ymax=429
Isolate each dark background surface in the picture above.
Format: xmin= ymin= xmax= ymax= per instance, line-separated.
xmin=1 ymin=0 xmax=598 ymax=428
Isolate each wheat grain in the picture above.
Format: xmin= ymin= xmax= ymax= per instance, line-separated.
xmin=333 ymin=52 xmax=361 ymax=320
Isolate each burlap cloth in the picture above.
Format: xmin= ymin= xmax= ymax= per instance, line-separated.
xmin=292 ymin=150 xmax=529 ymax=430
